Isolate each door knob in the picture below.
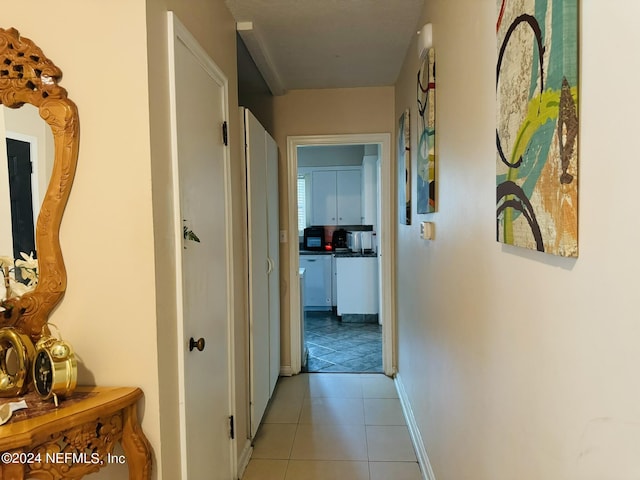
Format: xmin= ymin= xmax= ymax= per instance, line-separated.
xmin=189 ymin=337 xmax=206 ymax=352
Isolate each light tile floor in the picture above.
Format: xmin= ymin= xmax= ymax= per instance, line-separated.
xmin=305 ymin=312 xmax=382 ymax=373
xmin=242 ymin=373 xmax=422 ymax=480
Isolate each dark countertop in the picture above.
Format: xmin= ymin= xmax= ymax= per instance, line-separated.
xmin=299 ymin=249 xmax=377 ymax=258
xmin=333 ymin=251 xmax=377 ymax=258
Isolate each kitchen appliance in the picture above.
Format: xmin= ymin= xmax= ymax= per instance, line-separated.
xmin=332 ymin=229 xmax=348 ymax=251
xmin=303 ymin=226 xmax=325 ymax=251
xmin=346 ymin=231 xmax=358 ymax=252
xmin=347 ymin=231 xmax=374 ymax=253
xmin=359 ymin=231 xmax=373 ymax=252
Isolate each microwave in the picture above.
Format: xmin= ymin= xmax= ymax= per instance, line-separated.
xmin=303 ymin=226 xmax=325 ymax=251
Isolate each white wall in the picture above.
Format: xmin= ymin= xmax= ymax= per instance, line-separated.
xmin=394 ymin=1 xmax=640 ymax=479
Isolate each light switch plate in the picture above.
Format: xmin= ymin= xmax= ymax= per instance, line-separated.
xmin=280 ymin=230 xmax=287 ymax=243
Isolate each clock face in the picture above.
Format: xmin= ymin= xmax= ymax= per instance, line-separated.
xmin=34 ymin=350 xmax=53 ymax=395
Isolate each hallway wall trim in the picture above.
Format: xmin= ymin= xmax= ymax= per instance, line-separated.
xmin=237 ymin=440 xmax=253 ymax=479
xmin=396 ymin=373 xmax=436 ymax=480
xmin=280 ymin=365 xmax=295 ymax=376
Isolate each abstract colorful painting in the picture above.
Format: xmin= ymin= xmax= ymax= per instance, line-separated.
xmin=496 ymin=0 xmax=578 ymax=256
xmin=398 ymin=109 xmax=411 ymax=225
xmin=417 ymin=48 xmax=436 ymax=214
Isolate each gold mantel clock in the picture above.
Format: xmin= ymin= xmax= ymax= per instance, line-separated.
xmin=32 ymin=325 xmax=77 ymax=406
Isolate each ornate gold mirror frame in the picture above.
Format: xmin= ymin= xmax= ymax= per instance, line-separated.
xmin=0 ymin=27 xmax=79 ymax=340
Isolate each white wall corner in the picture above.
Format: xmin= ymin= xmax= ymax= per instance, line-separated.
xmin=395 ymin=373 xmax=437 ymax=480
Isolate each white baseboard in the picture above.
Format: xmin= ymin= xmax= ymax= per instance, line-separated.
xmin=279 ymin=365 xmax=295 ymax=376
xmin=237 ymin=439 xmax=253 ymax=479
xmin=395 ymin=373 xmax=436 ymax=480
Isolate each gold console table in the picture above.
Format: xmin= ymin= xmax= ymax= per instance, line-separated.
xmin=0 ymin=387 xmax=152 ymax=480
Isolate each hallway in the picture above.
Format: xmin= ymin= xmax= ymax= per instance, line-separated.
xmin=241 ymin=373 xmax=421 ymax=480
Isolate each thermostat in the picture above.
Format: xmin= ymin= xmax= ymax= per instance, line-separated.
xmin=420 ymin=221 xmax=434 ymax=240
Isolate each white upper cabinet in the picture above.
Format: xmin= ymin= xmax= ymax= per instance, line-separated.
xmin=311 ymin=170 xmax=337 ymax=225
xmin=337 ymin=169 xmax=362 ymax=225
xmin=311 ymin=168 xmax=362 ymax=226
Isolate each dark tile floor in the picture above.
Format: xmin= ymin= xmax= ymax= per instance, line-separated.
xmin=303 ymin=310 xmax=383 ymax=373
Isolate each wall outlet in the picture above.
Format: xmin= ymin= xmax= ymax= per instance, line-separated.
xmin=280 ymin=230 xmax=287 ymax=243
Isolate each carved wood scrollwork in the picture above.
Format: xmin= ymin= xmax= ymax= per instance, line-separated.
xmin=27 ymin=413 xmax=123 ymax=480
xmin=0 ymin=27 xmax=79 ymax=341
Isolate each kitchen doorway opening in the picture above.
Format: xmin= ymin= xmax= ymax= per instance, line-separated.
xmin=286 ymin=133 xmax=395 ymax=376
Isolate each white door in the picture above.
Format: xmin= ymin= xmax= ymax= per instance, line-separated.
xmin=168 ymin=13 xmax=234 ymax=479
xmin=266 ymin=134 xmax=280 ymax=394
xmin=244 ymin=109 xmax=271 ymax=437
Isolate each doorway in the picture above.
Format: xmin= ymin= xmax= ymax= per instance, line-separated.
xmin=298 ymin=143 xmax=382 ymax=372
xmin=168 ymin=12 xmax=236 ymax=479
xmin=286 ymin=133 xmax=395 ymax=377
xmin=5 ymin=138 xmax=36 ymax=271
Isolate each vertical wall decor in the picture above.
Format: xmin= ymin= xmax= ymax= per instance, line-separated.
xmin=417 ymin=48 xmax=436 ymax=214
xmin=496 ymin=0 xmax=578 ymax=257
xmin=398 ymin=109 xmax=411 ymax=225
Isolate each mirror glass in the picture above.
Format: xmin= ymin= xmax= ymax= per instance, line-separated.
xmin=0 ymin=104 xmax=54 ymax=301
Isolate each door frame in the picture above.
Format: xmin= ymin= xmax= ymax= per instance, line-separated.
xmin=286 ymin=133 xmax=396 ymax=376
xmin=168 ymin=12 xmax=237 ymax=478
xmin=4 ymin=131 xmax=41 ymax=223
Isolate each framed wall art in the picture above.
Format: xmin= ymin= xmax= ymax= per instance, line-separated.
xmin=496 ymin=0 xmax=579 ymax=257
xmin=398 ymin=109 xmax=411 ymax=225
xmin=417 ymin=48 xmax=436 ymax=214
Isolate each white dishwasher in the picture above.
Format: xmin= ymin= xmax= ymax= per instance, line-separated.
xmin=335 ymin=256 xmax=379 ymax=315
xmin=299 ymin=254 xmax=332 ymax=310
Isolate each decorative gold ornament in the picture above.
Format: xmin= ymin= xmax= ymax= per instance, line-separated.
xmin=0 ymin=327 xmax=35 ymax=396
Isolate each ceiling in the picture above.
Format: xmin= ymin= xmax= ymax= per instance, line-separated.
xmin=225 ymin=0 xmax=425 ymax=94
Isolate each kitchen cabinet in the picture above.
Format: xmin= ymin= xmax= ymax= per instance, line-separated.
xmin=300 ymin=254 xmax=332 ymax=309
xmin=335 ymin=256 xmax=379 ymax=315
xmin=311 ymin=169 xmax=362 ymax=226
xmin=242 ymin=108 xmax=280 ymax=437
xmin=362 ymin=155 xmax=378 ymax=228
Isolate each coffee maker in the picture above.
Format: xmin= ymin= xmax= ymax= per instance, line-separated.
xmin=332 ymin=229 xmax=348 ymax=251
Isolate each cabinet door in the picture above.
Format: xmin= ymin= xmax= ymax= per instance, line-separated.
xmin=337 ymin=169 xmax=362 ymax=225
xmin=244 ymin=109 xmax=281 ymax=432
xmin=266 ymin=133 xmax=280 ymax=396
xmin=311 ymin=170 xmax=337 ymax=225
xmin=245 ymin=109 xmax=270 ymax=437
